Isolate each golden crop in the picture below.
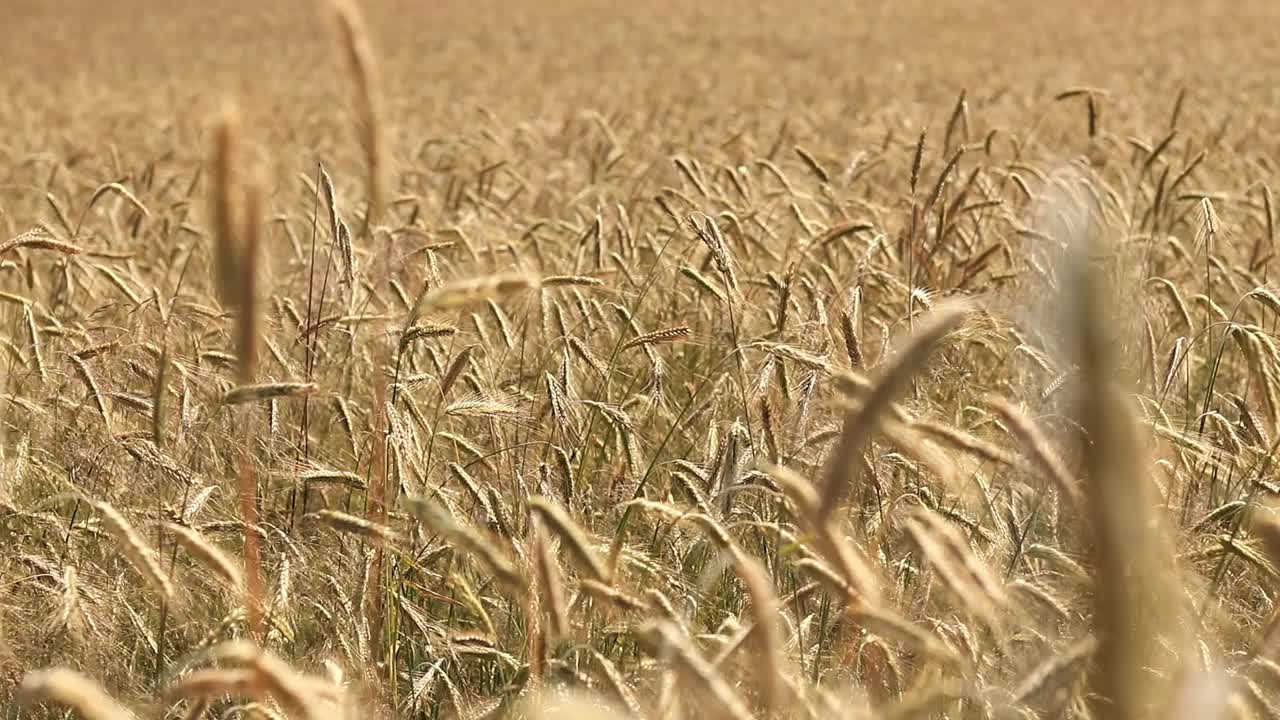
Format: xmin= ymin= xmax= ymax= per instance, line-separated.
xmin=4 ymin=1 xmax=1280 ymax=718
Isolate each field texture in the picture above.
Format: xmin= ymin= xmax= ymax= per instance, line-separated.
xmin=5 ymin=1 xmax=1280 ymax=718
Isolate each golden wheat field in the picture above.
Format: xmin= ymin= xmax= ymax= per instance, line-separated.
xmin=7 ymin=0 xmax=1280 ymax=717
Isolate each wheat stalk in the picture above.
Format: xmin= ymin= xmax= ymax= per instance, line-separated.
xmin=95 ymin=502 xmax=176 ymax=605
xmin=18 ymin=668 xmax=134 ymax=720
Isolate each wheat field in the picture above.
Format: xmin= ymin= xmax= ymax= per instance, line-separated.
xmin=5 ymin=0 xmax=1280 ymax=718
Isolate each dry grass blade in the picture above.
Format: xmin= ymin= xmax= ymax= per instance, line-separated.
xmin=69 ymin=355 xmax=110 ymax=429
xmin=989 ymin=396 xmax=1084 ymax=508
xmin=438 ymin=345 xmax=474 ymax=399
xmin=164 ymin=522 xmax=244 ymax=590
xmin=152 ymin=345 xmax=170 ymax=447
xmin=223 ymin=382 xmax=317 ymax=404
xmin=212 ymin=640 xmax=331 ymax=720
xmin=76 ymin=182 xmax=150 ymax=237
xmin=542 ymin=275 xmax=606 ymax=288
xmin=1063 ymin=192 xmax=1184 ymax=718
xmin=328 ymin=0 xmax=384 ymax=227
xmin=910 ymin=418 xmax=1020 ymax=468
xmin=18 ymin=668 xmax=134 ymax=720
xmin=405 ymin=496 xmax=522 ymax=589
xmin=816 ymin=302 xmax=969 ymax=523
xmin=0 ymin=228 xmax=84 ymax=257
xmin=901 ymin=505 xmax=1006 ymax=626
xmin=445 ymin=393 xmax=523 ymax=420
xmin=314 ymin=508 xmax=398 ymax=544
xmin=95 ymin=502 xmax=176 ymax=605
xmin=622 ymin=326 xmax=691 ymax=350
xmin=72 ymin=341 xmax=121 ymax=360
xmin=211 ymin=102 xmax=243 ymax=308
xmin=1013 ymin=636 xmax=1098 ymax=705
xmin=733 ymin=551 xmax=785 ymax=714
xmin=848 ymin=603 xmax=963 ymax=668
xmin=580 ymin=578 xmax=646 ymax=611
xmin=298 ymin=469 xmax=366 ymax=490
xmin=590 ymin=651 xmax=642 ymax=717
xmin=531 ymin=517 xmax=569 ymax=640
xmin=400 ymin=322 xmax=457 ymax=348
xmin=407 ymin=273 xmax=537 ymax=325
xmin=638 ymin=620 xmax=757 ymax=720
xmin=529 ymin=496 xmax=608 ymax=583
xmin=164 ymin=667 xmax=258 ymax=701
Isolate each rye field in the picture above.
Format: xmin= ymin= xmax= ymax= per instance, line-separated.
xmin=5 ymin=0 xmax=1280 ymax=718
